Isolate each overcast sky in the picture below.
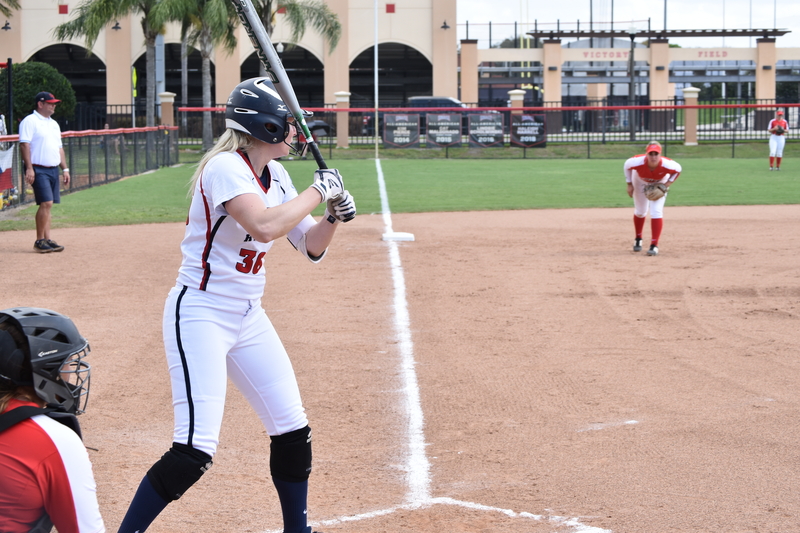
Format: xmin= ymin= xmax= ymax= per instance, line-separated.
xmin=456 ymin=0 xmax=800 ymax=48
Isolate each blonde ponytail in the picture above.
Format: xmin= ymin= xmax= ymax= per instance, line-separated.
xmin=188 ymin=130 xmax=256 ymax=195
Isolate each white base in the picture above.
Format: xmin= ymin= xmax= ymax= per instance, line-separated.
xmin=382 ymin=232 xmax=415 ymax=242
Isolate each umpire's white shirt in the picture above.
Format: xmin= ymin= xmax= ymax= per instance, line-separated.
xmin=18 ymin=110 xmax=63 ymax=167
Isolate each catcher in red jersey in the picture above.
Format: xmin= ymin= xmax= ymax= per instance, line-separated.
xmin=623 ymin=141 xmax=682 ymax=256
xmin=0 ymin=307 xmax=104 ymax=533
xmin=767 ymin=109 xmax=789 ymax=171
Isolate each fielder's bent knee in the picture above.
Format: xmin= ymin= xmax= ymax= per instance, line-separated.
xmin=270 ymin=425 xmax=312 ymax=482
xmin=147 ymin=442 xmax=213 ymax=502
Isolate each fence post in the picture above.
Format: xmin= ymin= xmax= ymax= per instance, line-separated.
xmin=508 ymin=89 xmax=526 ymax=153
xmin=159 ymin=92 xmax=177 ymax=167
xmin=508 ymin=89 xmax=526 ymax=113
xmin=120 ymin=131 xmax=126 ymax=177
xmin=682 ymin=87 xmax=700 ymax=146
xmin=67 ymin=137 xmax=74 ymax=192
xmin=133 ymin=130 xmax=139 ymax=174
xmin=104 ymin=130 xmax=110 ymax=182
xmin=334 ymin=91 xmax=350 ymax=149
xmin=88 ymin=135 xmax=94 ymax=187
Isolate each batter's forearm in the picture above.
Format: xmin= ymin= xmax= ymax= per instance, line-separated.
xmin=304 ymin=220 xmax=336 ymax=257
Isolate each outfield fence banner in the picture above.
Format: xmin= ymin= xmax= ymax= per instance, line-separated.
xmin=0 ymin=125 xmax=178 ymax=211
xmin=511 ymin=114 xmax=547 ymax=148
xmin=468 ymin=113 xmax=505 ymax=148
xmin=425 ymin=113 xmax=462 ymax=148
xmin=383 ymin=114 xmax=420 ymax=149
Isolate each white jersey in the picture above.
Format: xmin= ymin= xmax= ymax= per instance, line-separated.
xmin=176 ymin=150 xmax=318 ymax=300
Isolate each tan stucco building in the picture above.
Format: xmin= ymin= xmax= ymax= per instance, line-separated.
xmin=0 ymin=1 xmax=797 ymax=110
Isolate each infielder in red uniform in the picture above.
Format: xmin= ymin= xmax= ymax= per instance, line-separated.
xmin=624 ymin=141 xmax=682 ymax=256
xmin=767 ymin=109 xmax=789 ymax=171
xmin=0 ymin=307 xmax=103 ymax=533
xmin=117 ymin=77 xmax=355 ymax=533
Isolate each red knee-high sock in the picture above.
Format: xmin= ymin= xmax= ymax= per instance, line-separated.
xmin=633 ymin=215 xmax=645 ymax=239
xmin=651 ymin=218 xmax=664 ymax=245
xmin=770 ymin=156 xmax=775 ymax=167
xmin=777 ymin=157 xmax=782 ymax=168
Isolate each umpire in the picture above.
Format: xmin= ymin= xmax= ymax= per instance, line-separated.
xmin=18 ymin=91 xmax=70 ymax=253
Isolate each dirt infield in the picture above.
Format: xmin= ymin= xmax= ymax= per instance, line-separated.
xmin=1 ymin=204 xmax=799 ymax=532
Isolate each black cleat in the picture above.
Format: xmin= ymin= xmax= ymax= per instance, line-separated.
xmin=34 ymin=239 xmax=54 ymax=253
xmin=46 ymin=239 xmax=64 ymax=252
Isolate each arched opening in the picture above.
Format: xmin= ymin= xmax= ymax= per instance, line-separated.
xmin=349 ymin=43 xmax=432 ymax=107
xmin=133 ymin=44 xmax=211 ymax=108
xmin=28 ymin=44 xmax=106 ymax=104
xmin=241 ymin=45 xmax=324 ymax=107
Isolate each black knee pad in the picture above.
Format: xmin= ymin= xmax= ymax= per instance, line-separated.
xmin=147 ymin=442 xmax=213 ymax=502
xmin=270 ymin=425 xmax=312 ymax=483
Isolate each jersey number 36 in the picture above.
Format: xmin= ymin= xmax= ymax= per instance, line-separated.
xmin=236 ymin=248 xmax=266 ymax=274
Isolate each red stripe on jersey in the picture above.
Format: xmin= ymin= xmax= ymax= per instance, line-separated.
xmin=198 ymin=175 xmax=213 ymax=290
xmin=0 ymin=401 xmax=80 ymax=533
xmin=237 ymin=150 xmax=271 ymax=193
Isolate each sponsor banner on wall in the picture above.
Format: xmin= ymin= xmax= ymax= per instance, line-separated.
xmin=510 ymin=114 xmax=547 ymax=148
xmin=468 ymin=113 xmax=504 ymax=148
xmin=425 ymin=113 xmax=462 ymax=148
xmin=0 ymin=146 xmax=13 ymax=191
xmin=383 ymin=114 xmax=420 ymax=148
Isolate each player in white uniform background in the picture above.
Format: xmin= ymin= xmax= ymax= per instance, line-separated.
xmin=767 ymin=109 xmax=789 ymax=171
xmin=117 ymin=77 xmax=356 ymax=533
xmin=623 ymin=141 xmax=682 ymax=256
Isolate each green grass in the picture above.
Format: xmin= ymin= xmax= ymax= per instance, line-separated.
xmin=1 ymin=156 xmax=797 ymax=231
xmin=378 ymin=158 xmax=800 ymax=212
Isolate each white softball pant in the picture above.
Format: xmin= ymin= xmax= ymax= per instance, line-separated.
xmin=163 ymin=285 xmax=308 ymax=457
xmin=769 ymin=135 xmax=786 ymax=157
xmin=631 ymin=171 xmax=667 ymax=219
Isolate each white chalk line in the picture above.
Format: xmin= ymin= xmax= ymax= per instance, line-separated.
xmin=262 ymin=160 xmax=610 ymax=533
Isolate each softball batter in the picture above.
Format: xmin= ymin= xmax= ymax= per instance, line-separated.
xmin=117 ymin=77 xmax=356 ymax=533
xmin=624 ymin=141 xmax=682 ymax=256
xmin=767 ymin=109 xmax=789 ymax=170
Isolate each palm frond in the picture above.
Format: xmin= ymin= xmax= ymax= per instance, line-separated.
xmin=281 ymin=0 xmax=341 ymax=52
xmin=0 ymin=0 xmax=21 ymax=19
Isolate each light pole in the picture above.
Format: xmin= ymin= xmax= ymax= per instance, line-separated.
xmin=628 ymin=30 xmax=636 ymax=141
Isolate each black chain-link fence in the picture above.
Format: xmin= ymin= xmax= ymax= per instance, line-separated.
xmin=0 ymin=126 xmax=179 ymax=211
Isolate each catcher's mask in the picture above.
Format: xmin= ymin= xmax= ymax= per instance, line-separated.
xmin=0 ymin=307 xmax=91 ymax=414
xmin=225 ymin=77 xmax=310 ymax=157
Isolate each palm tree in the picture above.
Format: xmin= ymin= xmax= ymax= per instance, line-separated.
xmin=0 ymin=0 xmax=20 ymax=18
xmin=54 ymin=0 xmax=164 ymax=130
xmin=154 ymin=0 xmax=237 ymax=150
xmin=251 ymin=0 xmax=341 ymax=77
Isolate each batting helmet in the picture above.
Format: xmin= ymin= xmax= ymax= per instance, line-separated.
xmin=0 ymin=307 xmax=91 ymax=414
xmin=225 ymin=77 xmax=295 ymax=145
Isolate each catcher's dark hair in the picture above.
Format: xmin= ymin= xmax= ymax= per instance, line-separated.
xmin=0 ymin=321 xmax=32 ymax=411
xmin=0 ymin=320 xmax=30 ymax=386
